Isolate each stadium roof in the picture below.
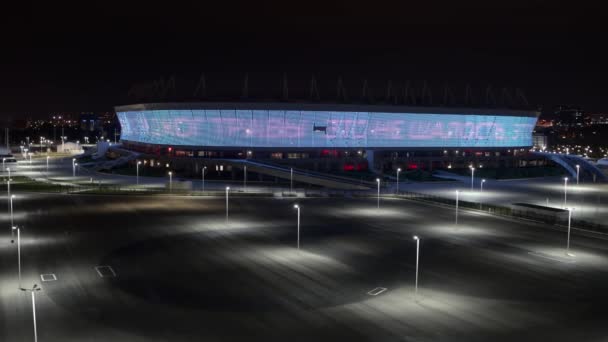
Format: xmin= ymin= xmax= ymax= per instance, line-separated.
xmin=116 ymin=102 xmax=539 ymax=118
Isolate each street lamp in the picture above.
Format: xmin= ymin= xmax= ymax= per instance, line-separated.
xmin=168 ymin=171 xmax=173 ymax=193
xmin=136 ymin=161 xmax=141 ymax=185
xmin=72 ymin=158 xmax=76 ymax=178
xmin=12 ymin=226 xmax=21 ymax=288
xmin=376 ymin=178 xmax=381 ymax=209
xmin=413 ymin=235 xmax=420 ymax=294
xmin=21 ymin=284 xmax=41 ymax=342
xmin=2 ymin=158 xmax=5 ymax=172
xmin=455 ymin=190 xmax=459 ymax=225
xmin=46 ymin=156 xmax=49 ymax=174
xmin=563 ymin=177 xmax=568 ymax=208
xmin=480 ymin=179 xmax=486 ymax=193
xmin=202 ymin=166 xmax=207 ymax=193
xmin=396 ymin=168 xmax=402 ymax=194
xmin=243 ymin=165 xmax=247 ymax=192
xmin=576 ymin=164 xmax=580 ymax=185
xmin=74 ymin=163 xmax=78 ymax=176
xmin=566 ymin=208 xmax=575 ymax=257
xmin=294 ymin=204 xmax=301 ymax=250
xmin=225 ymin=186 xmax=230 ymax=222
xmin=470 ymin=167 xmax=475 ymax=191
xmin=7 ymin=167 xmax=11 ymax=180
xmin=10 ymin=194 xmax=15 ymax=228
xmin=290 ymin=167 xmax=294 ymax=193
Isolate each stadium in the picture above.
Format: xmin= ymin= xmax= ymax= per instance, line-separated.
xmin=115 ymin=102 xmax=540 ymax=179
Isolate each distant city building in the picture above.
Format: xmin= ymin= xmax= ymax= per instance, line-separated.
xmin=586 ymin=113 xmax=608 ymax=125
xmin=554 ymin=105 xmax=584 ymax=128
xmin=532 ymin=133 xmax=548 ymax=149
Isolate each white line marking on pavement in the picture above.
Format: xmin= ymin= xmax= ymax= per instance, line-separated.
xmin=367 ymin=287 xmax=388 ymax=296
xmin=95 ymin=265 xmax=117 ymax=278
xmin=40 ymin=274 xmax=57 ymax=282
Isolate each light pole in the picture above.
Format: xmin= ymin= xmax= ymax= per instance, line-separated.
xmin=74 ymin=163 xmax=78 ymax=176
xmin=290 ymin=167 xmax=293 ymax=193
xmin=480 ymin=179 xmax=486 ymax=193
xmin=563 ymin=177 xmax=568 ymax=208
xmin=72 ymin=158 xmax=76 ymax=178
xmin=376 ymin=178 xmax=380 ymax=209
xmin=470 ymin=167 xmax=475 ymax=191
xmin=46 ymin=156 xmax=49 ymax=174
xmin=225 ymin=186 xmax=230 ymax=222
xmin=22 ymin=284 xmax=41 ymax=342
xmin=576 ymin=164 xmax=580 ymax=185
xmin=566 ymin=208 xmax=575 ymax=257
xmin=10 ymin=194 xmax=15 ymax=228
xmin=168 ymin=171 xmax=173 ymax=193
xmin=294 ymin=204 xmax=300 ymax=250
xmin=413 ymin=235 xmax=420 ymax=294
xmin=12 ymin=226 xmax=21 ymax=288
xmin=396 ymin=168 xmax=402 ymax=194
xmin=202 ymin=166 xmax=207 ymax=193
xmin=2 ymin=158 xmax=5 ymax=172
xmin=455 ymin=190 xmax=459 ymax=225
xmin=7 ymin=179 xmax=10 ymax=234
xmin=136 ymin=161 xmax=141 ymax=185
xmin=243 ymin=165 xmax=247 ymax=192
xmin=7 ymin=167 xmax=11 ymax=180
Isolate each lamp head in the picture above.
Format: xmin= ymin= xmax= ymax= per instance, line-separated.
xmin=294 ymin=204 xmax=299 ymax=209
xmin=482 ymin=179 xmax=486 ymax=182
xmin=226 ymin=186 xmax=230 ymax=190
xmin=413 ymin=235 xmax=419 ymax=240
xmin=397 ymin=168 xmax=401 ymax=172
xmin=376 ymin=178 xmax=380 ymax=183
xmin=11 ymin=194 xmax=15 ymax=198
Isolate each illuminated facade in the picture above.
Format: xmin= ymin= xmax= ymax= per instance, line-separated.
xmin=117 ymin=102 xmax=538 ymax=150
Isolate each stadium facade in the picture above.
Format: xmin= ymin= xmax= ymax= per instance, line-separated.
xmin=115 ymin=102 xmax=540 ymax=174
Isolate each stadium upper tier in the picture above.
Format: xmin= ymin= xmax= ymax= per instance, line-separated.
xmin=116 ymin=102 xmax=539 ymax=149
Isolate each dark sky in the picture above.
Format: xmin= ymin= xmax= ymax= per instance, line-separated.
xmin=3 ymin=1 xmax=608 ymax=116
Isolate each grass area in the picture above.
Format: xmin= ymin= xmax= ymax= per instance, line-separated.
xmin=76 ymin=155 xmax=96 ymax=164
xmin=102 ymin=165 xmax=171 ymax=177
xmin=0 ymin=176 xmax=70 ymax=192
xmin=327 ymin=170 xmax=380 ymax=182
xmin=448 ymin=166 xmax=566 ymax=179
xmin=404 ymin=170 xmax=453 ymax=182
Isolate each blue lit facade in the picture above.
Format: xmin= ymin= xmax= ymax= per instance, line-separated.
xmin=116 ymin=103 xmax=538 ymax=150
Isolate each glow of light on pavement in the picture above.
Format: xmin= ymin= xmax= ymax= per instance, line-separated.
xmin=424 ymin=223 xmax=509 ymax=239
xmin=332 ymin=206 xmax=419 ymax=219
xmin=229 ymin=246 xmax=354 ymax=274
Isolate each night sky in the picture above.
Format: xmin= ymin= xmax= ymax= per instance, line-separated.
xmin=3 ymin=1 xmax=608 ymax=116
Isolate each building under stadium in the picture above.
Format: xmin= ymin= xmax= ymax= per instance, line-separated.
xmin=115 ymin=102 xmax=541 ymax=177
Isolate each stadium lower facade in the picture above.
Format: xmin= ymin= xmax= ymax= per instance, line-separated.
xmin=115 ymin=102 xmax=541 ymax=175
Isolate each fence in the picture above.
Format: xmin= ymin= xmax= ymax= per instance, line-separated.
xmin=391 ymin=190 xmax=608 ymax=234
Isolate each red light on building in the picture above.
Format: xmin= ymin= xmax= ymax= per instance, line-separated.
xmin=343 ymin=164 xmax=355 ymax=171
